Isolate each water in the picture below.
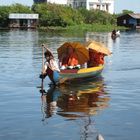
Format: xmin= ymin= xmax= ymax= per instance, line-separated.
xmin=0 ymin=30 xmax=140 ymax=140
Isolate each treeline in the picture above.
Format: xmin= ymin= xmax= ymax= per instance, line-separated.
xmin=32 ymin=3 xmax=116 ymax=27
xmin=0 ymin=3 xmax=128 ymax=28
xmin=0 ymin=4 xmax=32 ymax=27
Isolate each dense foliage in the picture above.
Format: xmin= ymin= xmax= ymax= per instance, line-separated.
xmin=78 ymin=8 xmax=116 ymax=25
xmin=32 ymin=3 xmax=83 ymax=26
xmin=0 ymin=6 xmax=10 ymax=27
xmin=32 ymin=3 xmax=116 ymax=26
xmin=0 ymin=3 xmax=128 ymax=28
xmin=0 ymin=3 xmax=32 ymax=27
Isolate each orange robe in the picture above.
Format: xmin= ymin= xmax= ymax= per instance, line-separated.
xmin=88 ymin=49 xmax=104 ymax=67
xmin=68 ymin=53 xmax=78 ymax=66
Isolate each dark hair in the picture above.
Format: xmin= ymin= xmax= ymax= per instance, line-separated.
xmin=44 ymin=51 xmax=53 ymax=58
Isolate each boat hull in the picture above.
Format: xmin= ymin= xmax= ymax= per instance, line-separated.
xmin=57 ymin=65 xmax=104 ymax=83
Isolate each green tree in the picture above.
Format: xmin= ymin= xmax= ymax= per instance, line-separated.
xmin=0 ymin=4 xmax=32 ymax=27
xmin=10 ymin=3 xmax=32 ymax=13
xmin=32 ymin=3 xmax=83 ymax=26
xmin=0 ymin=3 xmax=117 ymax=28
xmin=0 ymin=6 xmax=10 ymax=27
xmin=122 ymin=9 xmax=134 ymax=14
xmin=79 ymin=9 xmax=116 ymax=25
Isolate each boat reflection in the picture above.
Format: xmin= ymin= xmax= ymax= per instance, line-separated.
xmin=40 ymin=77 xmax=110 ymax=120
xmin=40 ymin=77 xmax=109 ymax=139
xmin=58 ymin=78 xmax=110 ymax=119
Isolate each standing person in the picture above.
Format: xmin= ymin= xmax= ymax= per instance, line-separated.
xmin=111 ymin=29 xmax=116 ymax=39
xmin=40 ymin=49 xmax=60 ymax=85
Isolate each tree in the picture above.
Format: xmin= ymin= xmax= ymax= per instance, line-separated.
xmin=122 ymin=9 xmax=134 ymax=14
xmin=0 ymin=6 xmax=10 ymax=27
xmin=0 ymin=4 xmax=32 ymax=27
xmin=10 ymin=3 xmax=32 ymax=13
xmin=79 ymin=9 xmax=116 ymax=25
xmin=32 ymin=3 xmax=83 ymax=26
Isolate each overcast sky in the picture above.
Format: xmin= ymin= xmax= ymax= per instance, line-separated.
xmin=0 ymin=0 xmax=140 ymax=13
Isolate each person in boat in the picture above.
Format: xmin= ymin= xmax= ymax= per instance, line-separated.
xmin=111 ymin=29 xmax=117 ymax=39
xmin=59 ymin=53 xmax=69 ymax=69
xmin=60 ymin=47 xmax=80 ymax=70
xmin=87 ymin=48 xmax=105 ymax=67
xmin=40 ymin=49 xmax=60 ymax=85
xmin=67 ymin=52 xmax=79 ymax=69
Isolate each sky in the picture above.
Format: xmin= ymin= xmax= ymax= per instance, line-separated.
xmin=0 ymin=0 xmax=140 ymax=14
xmin=115 ymin=0 xmax=140 ymax=13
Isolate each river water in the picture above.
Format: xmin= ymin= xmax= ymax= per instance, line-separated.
xmin=0 ymin=30 xmax=140 ymax=140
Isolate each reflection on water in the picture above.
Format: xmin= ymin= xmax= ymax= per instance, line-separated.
xmin=41 ymin=85 xmax=59 ymax=119
xmin=41 ymin=77 xmax=110 ymax=119
xmin=40 ymin=77 xmax=110 ymax=139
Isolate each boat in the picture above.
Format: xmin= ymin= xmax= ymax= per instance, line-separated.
xmin=41 ymin=41 xmax=111 ymax=85
xmin=57 ymin=65 xmax=104 ymax=83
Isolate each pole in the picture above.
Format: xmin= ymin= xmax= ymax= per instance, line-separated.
xmin=42 ymin=44 xmax=45 ymax=73
xmin=41 ymin=44 xmax=45 ymax=92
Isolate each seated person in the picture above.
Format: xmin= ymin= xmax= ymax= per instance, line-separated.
xmin=59 ymin=53 xmax=70 ymax=70
xmin=60 ymin=48 xmax=79 ymax=69
xmin=68 ymin=52 xmax=79 ymax=68
xmin=96 ymin=52 xmax=105 ymax=65
xmin=88 ymin=48 xmax=105 ymax=67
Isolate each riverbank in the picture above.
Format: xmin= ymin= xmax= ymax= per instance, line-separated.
xmin=0 ymin=24 xmax=127 ymax=33
xmin=38 ymin=24 xmax=127 ymax=32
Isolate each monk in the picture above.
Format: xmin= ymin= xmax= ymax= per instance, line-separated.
xmin=88 ymin=48 xmax=105 ymax=67
xmin=68 ymin=52 xmax=79 ymax=67
xmin=59 ymin=47 xmax=79 ymax=69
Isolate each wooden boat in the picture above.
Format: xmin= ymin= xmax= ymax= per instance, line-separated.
xmin=41 ymin=42 xmax=110 ymax=85
xmin=54 ymin=65 xmax=104 ymax=84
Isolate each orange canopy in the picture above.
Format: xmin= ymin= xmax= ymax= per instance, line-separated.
xmin=85 ymin=40 xmax=112 ymax=56
xmin=57 ymin=42 xmax=89 ymax=65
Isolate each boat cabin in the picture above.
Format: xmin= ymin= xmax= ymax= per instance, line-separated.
xmin=117 ymin=13 xmax=140 ymax=29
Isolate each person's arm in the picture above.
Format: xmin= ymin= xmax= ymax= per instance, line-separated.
xmin=49 ymin=59 xmax=60 ymax=72
xmin=39 ymin=62 xmax=48 ymax=79
xmin=41 ymin=62 xmax=47 ymax=73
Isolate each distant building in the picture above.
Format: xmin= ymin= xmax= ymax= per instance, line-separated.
xmin=47 ymin=0 xmax=67 ymax=4
xmin=67 ymin=0 xmax=86 ymax=8
xmin=86 ymin=0 xmax=114 ymax=14
xmin=34 ymin=0 xmax=67 ymax=4
xmin=9 ymin=13 xmax=39 ymax=29
xmin=33 ymin=0 xmax=114 ymax=14
xmin=67 ymin=0 xmax=114 ymax=14
xmin=117 ymin=13 xmax=140 ymax=29
xmin=34 ymin=0 xmax=47 ymax=3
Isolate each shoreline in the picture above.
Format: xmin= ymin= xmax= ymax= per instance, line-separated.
xmin=0 ymin=24 xmax=127 ymax=32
